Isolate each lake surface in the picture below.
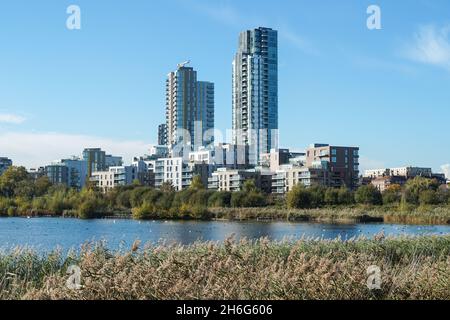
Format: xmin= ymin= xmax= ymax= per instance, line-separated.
xmin=0 ymin=218 xmax=449 ymax=252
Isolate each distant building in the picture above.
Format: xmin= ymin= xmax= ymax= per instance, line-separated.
xmin=364 ymin=167 xmax=433 ymax=179
xmin=232 ymin=27 xmax=279 ymax=165
xmin=45 ymin=157 xmax=88 ymax=189
xmin=149 ymin=145 xmax=169 ymax=159
xmin=28 ymin=167 xmax=46 ymax=180
xmin=371 ymin=176 xmax=407 ymax=192
xmin=272 ymin=163 xmax=330 ymax=195
xmin=83 ymin=148 xmax=106 ymax=177
xmin=105 ymin=155 xmax=123 ymax=168
xmin=91 ymin=166 xmax=138 ymax=192
xmin=0 ymin=157 xmax=12 ymax=176
xmin=213 ymin=143 xmax=249 ymax=169
xmin=208 ymin=168 xmax=272 ymax=193
xmin=154 ymin=157 xmax=209 ymax=191
xmin=260 ymin=149 xmax=305 ymax=172
xmin=306 ymin=144 xmax=360 ymax=189
xmin=165 ymin=63 xmax=214 ymax=150
xmin=82 ymin=148 xmax=122 ymax=177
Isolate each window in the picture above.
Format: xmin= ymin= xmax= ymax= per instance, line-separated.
xmin=331 ymin=149 xmax=337 ymax=156
xmin=332 ymin=157 xmax=337 ymax=163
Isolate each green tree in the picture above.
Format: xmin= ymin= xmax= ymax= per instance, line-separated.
xmin=189 ymin=175 xmax=205 ymax=191
xmin=337 ymin=187 xmax=354 ymax=205
xmin=286 ymin=185 xmax=312 ymax=209
xmin=34 ymin=176 xmax=52 ymax=196
xmin=324 ymin=188 xmax=339 ymax=205
xmin=355 ymin=185 xmax=382 ymax=205
xmin=404 ymin=177 xmax=440 ymax=204
xmin=0 ymin=166 xmax=29 ymax=197
xmin=382 ymin=184 xmax=402 ymax=205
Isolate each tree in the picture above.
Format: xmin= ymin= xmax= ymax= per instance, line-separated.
xmin=286 ymin=185 xmax=312 ymax=209
xmin=337 ymin=187 xmax=354 ymax=205
xmin=404 ymin=177 xmax=440 ymax=204
xmin=34 ymin=176 xmax=52 ymax=196
xmin=0 ymin=166 xmax=30 ymax=197
xmin=324 ymin=188 xmax=339 ymax=205
xmin=355 ymin=185 xmax=382 ymax=205
xmin=189 ymin=175 xmax=205 ymax=191
xmin=382 ymin=184 xmax=402 ymax=205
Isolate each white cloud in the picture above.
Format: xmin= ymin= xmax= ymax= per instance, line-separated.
xmin=441 ymin=164 xmax=450 ymax=179
xmin=0 ymin=113 xmax=26 ymax=124
xmin=405 ymin=24 xmax=450 ymax=71
xmin=0 ymin=131 xmax=152 ymax=169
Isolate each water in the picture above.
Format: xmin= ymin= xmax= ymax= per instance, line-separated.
xmin=0 ymin=217 xmax=449 ymax=253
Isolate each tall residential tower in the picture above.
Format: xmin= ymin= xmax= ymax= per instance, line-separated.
xmin=232 ymin=27 xmax=278 ymax=165
xmin=165 ymin=62 xmax=214 ymax=152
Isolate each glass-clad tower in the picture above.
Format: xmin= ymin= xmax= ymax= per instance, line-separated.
xmin=232 ymin=27 xmax=278 ymax=165
xmin=166 ymin=64 xmax=214 ymax=151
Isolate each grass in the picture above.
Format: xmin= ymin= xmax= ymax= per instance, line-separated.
xmin=0 ymin=236 xmax=449 ymax=300
xmin=209 ymin=206 xmax=450 ymax=225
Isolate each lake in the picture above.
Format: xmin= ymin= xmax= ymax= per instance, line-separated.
xmin=0 ymin=218 xmax=449 ymax=252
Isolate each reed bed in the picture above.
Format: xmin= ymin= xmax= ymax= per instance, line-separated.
xmin=209 ymin=206 xmax=450 ymax=225
xmin=0 ymin=236 xmax=449 ymax=300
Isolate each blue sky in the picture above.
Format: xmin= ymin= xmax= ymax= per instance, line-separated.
xmin=0 ymin=0 xmax=449 ymax=176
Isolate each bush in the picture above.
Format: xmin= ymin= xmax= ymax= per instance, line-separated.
xmin=132 ymin=202 xmax=157 ymax=220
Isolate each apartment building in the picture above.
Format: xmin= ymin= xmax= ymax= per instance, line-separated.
xmin=91 ymin=166 xmax=138 ymax=192
xmin=232 ymin=27 xmax=278 ymax=165
xmin=364 ymin=166 xmax=432 ymax=179
xmin=165 ymin=63 xmax=214 ymax=150
xmin=154 ymin=157 xmax=209 ymax=191
xmin=208 ymin=168 xmax=272 ymax=193
xmin=306 ymin=144 xmax=360 ymax=189
xmin=45 ymin=157 xmax=88 ymax=189
xmin=272 ymin=164 xmax=330 ymax=195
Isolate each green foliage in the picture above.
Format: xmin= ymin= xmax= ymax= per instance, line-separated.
xmin=208 ymin=191 xmax=232 ymax=208
xmin=355 ymin=185 xmax=382 ymax=205
xmin=287 ymin=185 xmax=313 ymax=209
xmin=0 ymin=166 xmax=30 ymax=198
xmin=382 ymin=184 xmax=402 ymax=205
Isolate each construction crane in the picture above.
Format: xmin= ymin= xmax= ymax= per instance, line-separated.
xmin=177 ymin=60 xmax=191 ymax=68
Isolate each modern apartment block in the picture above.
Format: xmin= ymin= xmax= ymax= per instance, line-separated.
xmin=91 ymin=166 xmax=138 ymax=192
xmin=0 ymin=157 xmax=12 ymax=176
xmin=45 ymin=157 xmax=88 ymax=189
xmin=165 ymin=63 xmax=214 ymax=151
xmin=364 ymin=167 xmax=432 ymax=179
xmin=208 ymin=168 xmax=272 ymax=193
xmin=82 ymin=148 xmax=122 ymax=177
xmin=306 ymin=144 xmax=360 ymax=190
xmin=272 ymin=164 xmax=330 ymax=195
xmin=232 ymin=27 xmax=278 ymax=165
xmin=154 ymin=157 xmax=209 ymax=191
xmin=83 ymin=148 xmax=106 ymax=177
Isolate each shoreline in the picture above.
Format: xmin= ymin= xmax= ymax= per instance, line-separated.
xmin=1 ymin=206 xmax=449 ymax=226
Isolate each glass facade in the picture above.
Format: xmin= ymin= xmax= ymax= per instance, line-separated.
xmin=232 ymin=27 xmax=278 ymax=165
